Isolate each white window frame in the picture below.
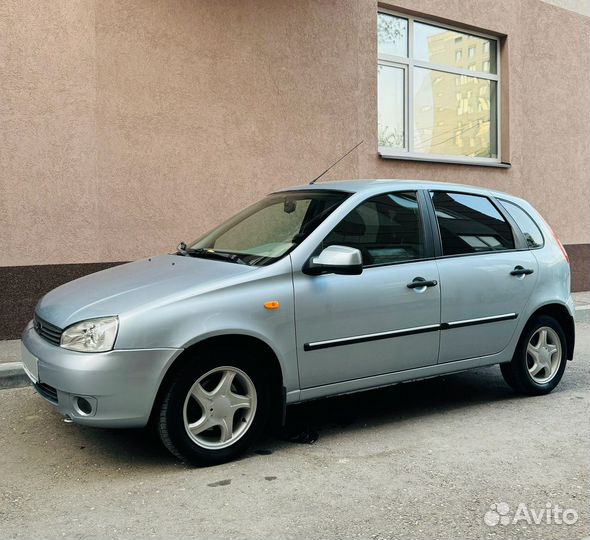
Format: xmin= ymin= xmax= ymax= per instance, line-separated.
xmin=378 ymin=9 xmax=502 ymax=166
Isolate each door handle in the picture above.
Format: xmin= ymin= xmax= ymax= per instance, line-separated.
xmin=510 ymin=266 xmax=534 ymax=276
xmin=407 ymin=277 xmax=438 ymax=289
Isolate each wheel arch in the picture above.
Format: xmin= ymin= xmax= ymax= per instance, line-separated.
xmin=524 ymin=302 xmax=575 ymax=360
xmin=149 ymin=333 xmax=286 ymax=426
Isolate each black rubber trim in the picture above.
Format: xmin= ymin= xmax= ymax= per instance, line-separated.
xmin=440 ymin=313 xmax=518 ymax=330
xmin=304 ymin=324 xmax=439 ymax=351
xmin=304 ymin=313 xmax=518 ymax=351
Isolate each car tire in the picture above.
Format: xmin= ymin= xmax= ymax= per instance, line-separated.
xmin=157 ymin=349 xmax=271 ymax=466
xmin=500 ymin=315 xmax=567 ymax=396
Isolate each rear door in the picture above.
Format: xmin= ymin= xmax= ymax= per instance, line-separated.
xmin=429 ymin=190 xmax=538 ymax=363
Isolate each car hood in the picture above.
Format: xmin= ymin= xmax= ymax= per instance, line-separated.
xmin=35 ymin=254 xmax=258 ymax=329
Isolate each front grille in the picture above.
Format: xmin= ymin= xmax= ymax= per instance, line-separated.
xmin=35 ymin=382 xmax=58 ymax=404
xmin=34 ymin=314 xmax=63 ymax=346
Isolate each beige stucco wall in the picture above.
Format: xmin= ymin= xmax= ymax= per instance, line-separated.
xmin=0 ymin=1 xmax=98 ymax=265
xmin=0 ymin=0 xmax=588 ymax=267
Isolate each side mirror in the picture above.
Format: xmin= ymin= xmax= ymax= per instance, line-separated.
xmin=304 ymin=245 xmax=363 ymax=276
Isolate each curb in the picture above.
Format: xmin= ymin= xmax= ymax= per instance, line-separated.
xmin=1 ymin=306 xmax=589 ymax=391
xmin=0 ymin=362 xmax=31 ymax=390
xmin=575 ymin=305 xmax=590 ymax=322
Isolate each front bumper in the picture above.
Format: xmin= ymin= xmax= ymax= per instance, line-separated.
xmin=21 ymin=321 xmax=182 ymax=428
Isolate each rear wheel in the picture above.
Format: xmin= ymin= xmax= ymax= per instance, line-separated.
xmin=500 ymin=315 xmax=567 ymax=395
xmin=157 ymin=351 xmax=270 ymax=465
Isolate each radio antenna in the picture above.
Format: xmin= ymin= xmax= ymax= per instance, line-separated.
xmin=309 ymin=140 xmax=364 ymax=184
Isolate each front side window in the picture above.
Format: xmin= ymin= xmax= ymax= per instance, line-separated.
xmin=499 ymin=199 xmax=544 ymax=248
xmin=190 ymin=191 xmax=349 ymax=266
xmin=378 ymin=12 xmax=499 ymax=162
xmin=322 ymin=191 xmax=424 ymax=266
xmin=431 ymin=191 xmax=515 ymax=255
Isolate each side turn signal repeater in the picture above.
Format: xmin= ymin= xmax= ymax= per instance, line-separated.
xmin=264 ymin=301 xmax=280 ymax=310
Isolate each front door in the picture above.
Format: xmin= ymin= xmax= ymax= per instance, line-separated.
xmin=294 ymin=191 xmax=441 ymax=389
xmin=429 ymin=190 xmax=539 ymax=363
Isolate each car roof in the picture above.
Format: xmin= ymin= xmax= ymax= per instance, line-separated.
xmin=275 ymin=179 xmax=514 ymax=200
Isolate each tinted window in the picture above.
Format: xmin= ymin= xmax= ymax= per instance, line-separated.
xmin=431 ymin=191 xmax=515 ymax=255
xmin=323 ymin=192 xmax=424 ymax=265
xmin=499 ymin=200 xmax=544 ymax=248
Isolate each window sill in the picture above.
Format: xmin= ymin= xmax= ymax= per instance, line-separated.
xmin=379 ymin=151 xmax=511 ymax=169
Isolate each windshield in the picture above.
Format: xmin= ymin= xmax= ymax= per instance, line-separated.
xmin=189 ymin=191 xmax=350 ymax=266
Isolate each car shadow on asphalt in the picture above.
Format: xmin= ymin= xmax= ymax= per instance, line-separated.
xmin=265 ymin=365 xmax=519 ymax=452
xmin=47 ymin=365 xmax=520 ymax=468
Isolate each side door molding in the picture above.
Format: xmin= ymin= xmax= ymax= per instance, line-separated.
xmin=304 ymin=312 xmax=519 ymax=352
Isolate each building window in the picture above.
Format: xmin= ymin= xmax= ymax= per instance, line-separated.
xmin=377 ymin=11 xmax=500 ymax=164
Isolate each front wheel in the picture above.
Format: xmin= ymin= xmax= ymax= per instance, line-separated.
xmin=157 ymin=353 xmax=270 ymax=465
xmin=501 ymin=315 xmax=567 ymax=395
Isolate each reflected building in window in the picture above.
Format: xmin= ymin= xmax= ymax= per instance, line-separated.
xmin=413 ymin=29 xmax=496 ymax=158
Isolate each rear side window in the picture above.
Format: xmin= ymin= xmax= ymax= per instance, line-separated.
xmin=431 ymin=191 xmax=515 ymax=255
xmin=323 ymin=191 xmax=424 ymax=266
xmin=498 ymin=199 xmax=544 ymax=248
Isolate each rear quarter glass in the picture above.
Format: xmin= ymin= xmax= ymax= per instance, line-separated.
xmin=498 ymin=199 xmax=545 ymax=249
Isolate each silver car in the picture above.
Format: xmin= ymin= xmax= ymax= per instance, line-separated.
xmin=21 ymin=180 xmax=575 ymax=465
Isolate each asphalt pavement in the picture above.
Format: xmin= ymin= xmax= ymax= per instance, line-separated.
xmin=0 ymin=321 xmax=588 ymax=540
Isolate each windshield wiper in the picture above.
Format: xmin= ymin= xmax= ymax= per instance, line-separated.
xmin=185 ymin=248 xmax=249 ymax=265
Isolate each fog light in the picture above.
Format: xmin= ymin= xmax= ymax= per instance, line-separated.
xmin=75 ymin=396 xmax=93 ymax=416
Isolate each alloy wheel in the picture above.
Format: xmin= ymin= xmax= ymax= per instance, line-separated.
xmin=526 ymin=326 xmax=562 ymax=384
xmin=183 ymin=366 xmax=257 ymax=450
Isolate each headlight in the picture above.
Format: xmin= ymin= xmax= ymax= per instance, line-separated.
xmin=60 ymin=317 xmax=119 ymax=353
